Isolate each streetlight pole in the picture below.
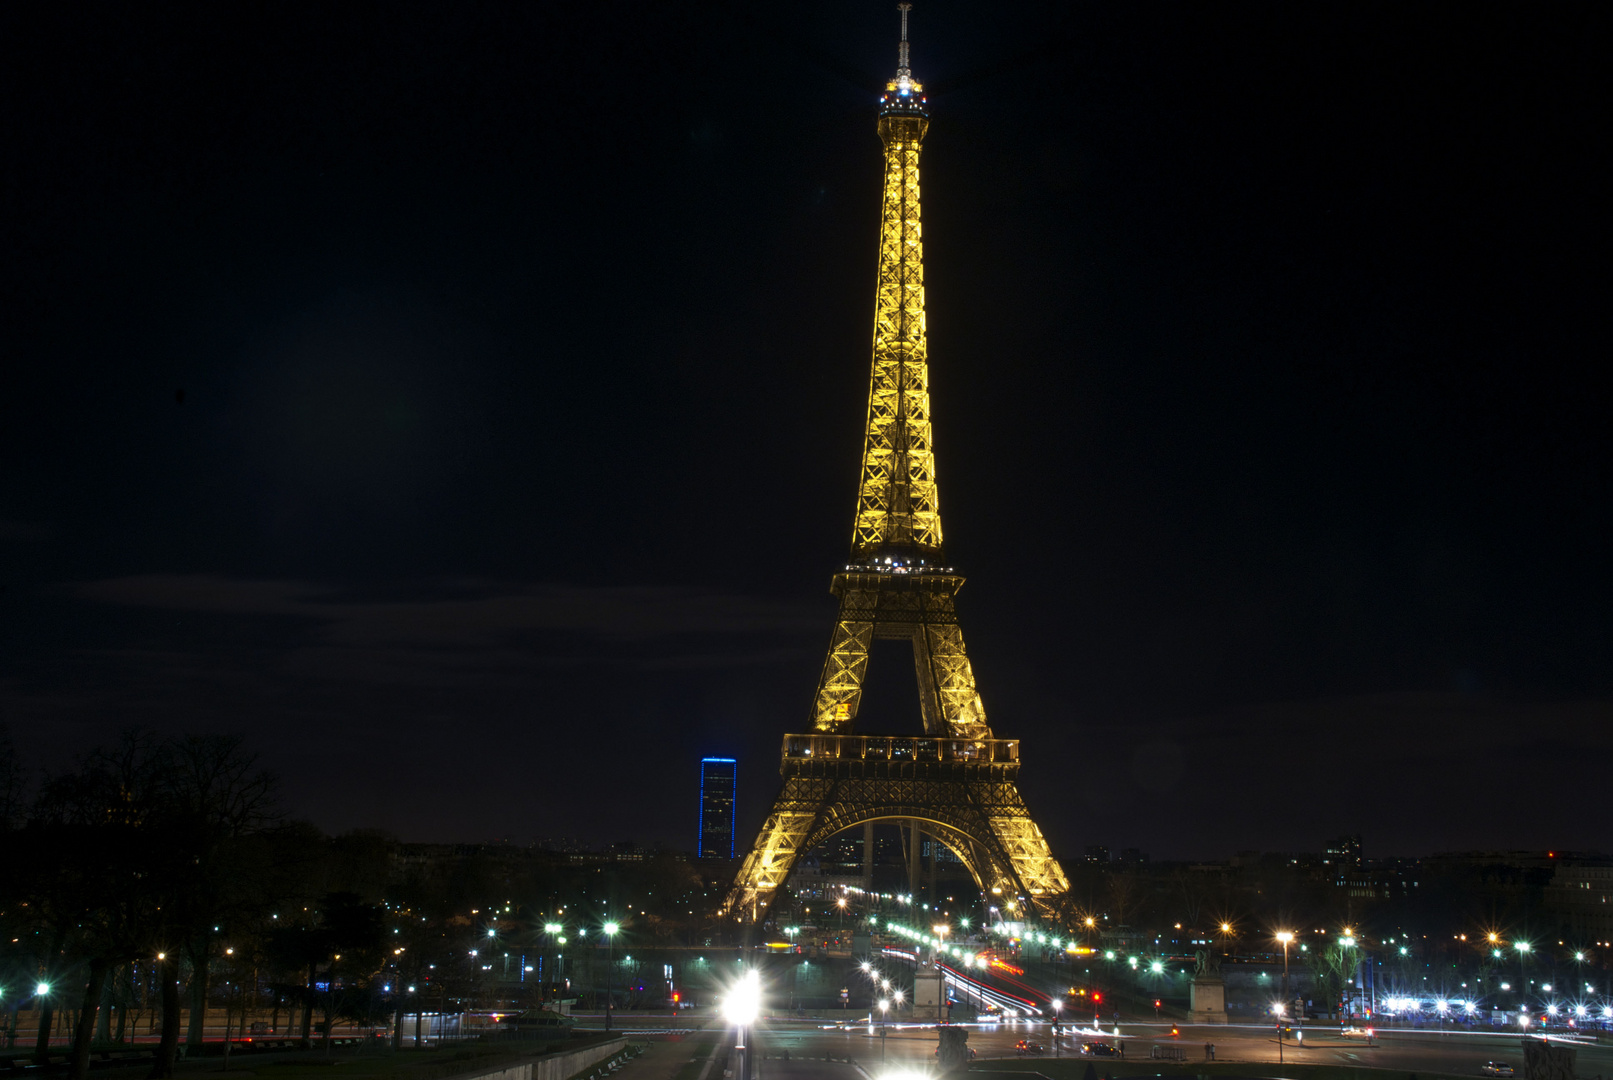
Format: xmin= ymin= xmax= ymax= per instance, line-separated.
xmin=543 ymin=924 xmax=561 ymax=1003
xmin=557 ymin=936 xmax=566 ymax=998
xmin=878 ymin=999 xmax=889 ymax=1061
xmin=602 ymin=922 xmax=619 ymax=1032
xmin=1340 ymin=934 xmax=1358 ymax=1023
xmin=1277 ymin=932 xmax=1293 ymax=1018
xmin=32 ymin=982 xmax=52 ymax=1064
xmin=1276 ymin=932 xmax=1294 ymax=1063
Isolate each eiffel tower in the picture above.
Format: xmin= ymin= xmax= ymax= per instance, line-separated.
xmin=724 ymin=5 xmax=1070 ymax=927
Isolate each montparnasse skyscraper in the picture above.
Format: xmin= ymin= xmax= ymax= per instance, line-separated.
xmin=725 ymin=5 xmax=1070 ymax=926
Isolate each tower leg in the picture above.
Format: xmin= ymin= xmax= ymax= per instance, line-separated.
xmin=812 ymin=619 xmax=874 ymax=730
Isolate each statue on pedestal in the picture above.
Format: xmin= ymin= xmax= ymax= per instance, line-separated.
xmin=1190 ymin=949 xmax=1228 ymax=1024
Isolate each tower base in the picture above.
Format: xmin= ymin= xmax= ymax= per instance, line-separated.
xmin=723 ymin=733 xmax=1068 ymax=924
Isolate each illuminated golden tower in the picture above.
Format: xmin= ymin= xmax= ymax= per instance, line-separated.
xmin=726 ymin=5 xmax=1070 ymax=925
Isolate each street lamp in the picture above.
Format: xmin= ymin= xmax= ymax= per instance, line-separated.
xmin=724 ymin=971 xmax=760 ymax=1080
xmin=543 ymin=924 xmax=562 ymax=1002
xmin=1276 ymin=932 xmax=1294 ymax=1053
xmin=602 ymin=922 xmax=620 ymax=1032
xmin=1051 ymin=999 xmax=1063 ymax=1057
xmin=1276 ymin=932 xmax=1294 ymax=1006
xmin=878 ymin=999 xmax=890 ymax=1061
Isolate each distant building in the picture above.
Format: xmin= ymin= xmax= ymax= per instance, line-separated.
xmin=1545 ymin=862 xmax=1613 ymax=940
xmin=1085 ymin=845 xmax=1110 ymax=863
xmin=1324 ymin=833 xmax=1364 ymax=873
xmin=698 ymin=758 xmax=737 ymax=859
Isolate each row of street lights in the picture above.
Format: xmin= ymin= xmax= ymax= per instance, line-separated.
xmin=489 ymin=919 xmax=620 ymax=1024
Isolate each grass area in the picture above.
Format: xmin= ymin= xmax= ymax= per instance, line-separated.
xmin=964 ymin=1060 xmax=1473 ymax=1080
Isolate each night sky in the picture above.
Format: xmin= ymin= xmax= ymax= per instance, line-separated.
xmin=3 ymin=3 xmax=1608 ymax=861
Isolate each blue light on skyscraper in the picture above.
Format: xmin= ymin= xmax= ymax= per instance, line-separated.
xmin=698 ymin=757 xmax=737 ymax=859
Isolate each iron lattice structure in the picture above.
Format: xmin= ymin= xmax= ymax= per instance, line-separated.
xmin=725 ymin=9 xmax=1070 ymax=927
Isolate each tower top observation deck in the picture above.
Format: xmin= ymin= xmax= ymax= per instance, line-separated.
xmin=881 ymin=3 xmax=927 ymax=118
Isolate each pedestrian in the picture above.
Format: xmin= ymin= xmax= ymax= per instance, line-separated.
xmin=1210 ymin=1043 xmax=1216 ymax=1061
xmin=1205 ymin=1042 xmax=1213 ymax=1061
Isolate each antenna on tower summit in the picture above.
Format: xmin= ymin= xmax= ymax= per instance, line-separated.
xmin=896 ymin=3 xmax=912 ymax=80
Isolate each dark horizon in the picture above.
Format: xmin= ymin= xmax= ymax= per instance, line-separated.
xmin=2 ymin=2 xmax=1608 ymax=862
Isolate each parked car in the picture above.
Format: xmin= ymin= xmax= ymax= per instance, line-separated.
xmin=1015 ymin=1040 xmax=1045 ymax=1055
xmin=1082 ymin=1042 xmax=1120 ymax=1057
xmin=1480 ymin=1064 xmax=1516 ymax=1077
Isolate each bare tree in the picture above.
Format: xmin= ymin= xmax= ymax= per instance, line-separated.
xmin=1106 ymin=872 xmax=1141 ymax=928
xmin=147 ymin=735 xmax=280 ymax=1078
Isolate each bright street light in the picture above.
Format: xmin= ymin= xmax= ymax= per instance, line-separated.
xmin=724 ymin=970 xmax=761 ymax=1026
xmin=36 ymin=983 xmax=51 ymax=998
xmin=1275 ymin=931 xmax=1294 ymax=1027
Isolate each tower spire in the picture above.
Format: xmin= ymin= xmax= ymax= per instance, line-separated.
xmin=896 ymin=3 xmax=912 ymax=81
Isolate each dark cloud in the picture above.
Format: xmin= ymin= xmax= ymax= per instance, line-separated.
xmin=72 ymin=575 xmax=820 ymax=648
xmin=3 ymin=576 xmax=823 ymax=843
xmin=1062 ymin=693 xmax=1613 ymax=859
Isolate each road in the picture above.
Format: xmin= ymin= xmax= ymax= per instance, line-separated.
xmin=594 ymin=1013 xmax=1613 ymax=1078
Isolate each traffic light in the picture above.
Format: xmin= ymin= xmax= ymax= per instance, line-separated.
xmin=1154 ymin=999 xmax=1162 ymax=1009
xmin=1092 ymin=992 xmax=1102 ymax=1003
